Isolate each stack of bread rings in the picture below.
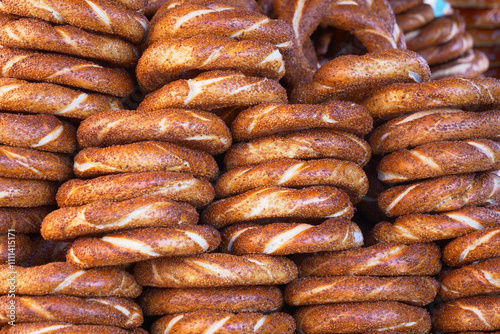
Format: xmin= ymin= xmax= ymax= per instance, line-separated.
xmin=444 ymin=0 xmax=500 ymax=79
xmin=365 ymin=76 xmax=500 ymax=333
xmin=391 ymin=0 xmax=489 ymax=79
xmin=0 ymin=262 xmax=147 ymax=334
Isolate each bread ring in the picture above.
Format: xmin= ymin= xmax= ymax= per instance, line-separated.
xmin=0 ymin=233 xmax=31 ymax=264
xmin=431 ymin=50 xmax=489 ymax=80
xmin=231 ymin=101 xmax=373 ymax=141
xmin=298 ymin=242 xmax=442 ymax=277
xmin=396 ymin=4 xmax=434 ymax=32
xmin=363 ymin=77 xmax=500 ymax=120
xmin=220 ymin=219 xmax=363 ymax=255
xmin=0 ymin=207 xmax=49 ymax=234
xmin=41 ymin=196 xmax=198 ymax=241
xmin=109 ymin=0 xmax=148 ymax=11
xmin=0 ymin=78 xmax=121 ymax=119
xmin=0 ymin=177 xmax=57 ymax=207
xmin=137 ymin=70 xmax=287 ymax=112
xmin=290 ymin=49 xmax=430 ymax=104
xmin=432 ymin=295 xmax=500 ymax=332
xmin=286 ymin=275 xmax=439 ymax=306
xmin=454 ymin=7 xmax=500 ymax=28
xmin=0 ymin=262 xmax=141 ymax=297
xmin=370 ymin=205 xmax=500 ymax=244
xmin=389 ymin=0 xmax=423 ymax=14
xmin=224 ymin=129 xmax=371 ymax=169
xmin=0 ymin=17 xmax=140 ymax=68
xmin=67 ymin=225 xmax=220 ymax=268
xmin=443 ymin=227 xmax=500 ymax=267
xmin=151 ymin=310 xmax=296 ymax=334
xmin=77 ymin=109 xmax=231 ymax=155
xmin=0 ymin=323 xmax=146 ymax=334
xmin=405 ymin=15 xmax=465 ymax=51
xmin=468 ymin=28 xmax=500 ymax=46
xmin=0 ymin=295 xmax=142 ymax=328
xmin=369 ymin=109 xmax=500 ymax=155
xmin=0 ymin=48 xmax=134 ymax=97
xmin=418 ymin=32 xmax=473 ymax=66
xmin=377 ymin=139 xmax=500 ymax=183
xmin=133 ymin=253 xmax=298 ymax=287
xmin=0 ymin=113 xmax=76 ymax=154
xmin=378 ymin=171 xmax=500 ymax=217
xmin=0 ymin=0 xmax=148 ymax=44
xmin=140 ymin=286 xmax=283 ymax=315
xmin=201 ymin=186 xmax=354 ymax=229
xmin=146 ymin=3 xmax=294 ymax=49
xmin=446 ymin=0 xmax=500 ymax=8
xmin=476 ymin=46 xmax=500 ymax=66
xmin=215 ymin=158 xmax=368 ymax=203
xmin=56 ymin=171 xmax=215 ymax=208
xmin=295 ymin=301 xmax=431 ymax=334
xmin=73 ymin=141 xmax=219 ymax=180
xmin=137 ymin=35 xmax=285 ymax=92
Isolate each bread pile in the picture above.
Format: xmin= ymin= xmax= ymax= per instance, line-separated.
xmin=391 ymin=0 xmax=489 ymax=79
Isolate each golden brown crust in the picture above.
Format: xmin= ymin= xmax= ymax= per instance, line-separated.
xmin=67 ymin=225 xmax=220 ymax=268
xmin=0 ymin=323 xmax=147 ymax=334
xmin=298 ymin=243 xmax=442 ymax=276
xmin=110 ymin=0 xmax=148 ymax=11
xmin=73 ymin=141 xmax=219 ymax=180
xmin=0 ymin=113 xmax=77 ymax=154
xmin=418 ymin=32 xmax=473 ymax=66
xmin=56 ymin=171 xmax=215 ymax=208
xmin=215 ymin=158 xmax=368 ymax=203
xmin=151 ymin=0 xmax=260 ymax=20
xmin=0 ymin=177 xmax=58 ymax=207
xmin=137 ymin=70 xmax=287 ymax=112
xmin=477 ymin=45 xmax=500 ymax=66
xmin=0 ymin=17 xmax=140 ymax=67
xmin=431 ymin=50 xmax=489 ymax=80
xmin=369 ymin=109 xmax=500 ymax=154
xmin=455 ymin=7 xmax=500 ymax=29
xmin=0 ymin=233 xmax=31 ymax=264
xmin=231 ymin=101 xmax=373 ymax=140
xmin=133 ymin=253 xmax=298 ymax=287
xmin=405 ymin=15 xmax=465 ymax=51
xmin=0 ymin=262 xmax=142 ymax=297
xmin=378 ymin=171 xmax=500 ymax=217
xmin=389 ymin=0 xmax=423 ymax=14
xmin=41 ymin=196 xmax=198 ymax=240
xmin=224 ymin=129 xmax=372 ymax=169
xmin=396 ymin=3 xmax=434 ymax=32
xmin=220 ymin=219 xmax=363 ymax=255
xmin=468 ymin=28 xmax=500 ymax=46
xmin=137 ymin=35 xmax=285 ymax=92
xmin=286 ymin=276 xmax=439 ymax=306
xmin=151 ymin=310 xmax=296 ymax=334
xmin=295 ymin=301 xmax=431 ymax=334
xmin=0 ymin=207 xmax=50 ymax=233
xmin=442 ymin=227 xmax=500 ymax=267
xmin=201 ymin=186 xmax=355 ymax=229
xmin=140 ymin=286 xmax=283 ymax=315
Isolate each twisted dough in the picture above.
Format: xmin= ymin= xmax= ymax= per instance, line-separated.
xmin=77 ymin=109 xmax=231 ymax=155
xmin=298 ymin=243 xmax=442 ymax=276
xmin=137 ymin=35 xmax=285 ymax=92
xmin=224 ymin=129 xmax=372 ymax=169
xmin=0 ymin=0 xmax=148 ymax=43
xmin=396 ymin=4 xmax=434 ymax=32
xmin=0 ymin=113 xmax=76 ymax=153
xmin=0 ymin=295 xmax=143 ymax=328
xmin=151 ymin=310 xmax=296 ymax=334
xmin=296 ymin=301 xmax=431 ymax=334
xmin=364 ymin=77 xmax=500 ymax=120
xmin=201 ymin=186 xmax=355 ymax=229
xmin=56 ymin=171 xmax=215 ymax=208
xmin=405 ymin=15 xmax=465 ymax=51
xmin=370 ymin=205 xmax=500 ymax=244
xmin=0 ymin=17 xmax=140 ymax=67
xmin=73 ymin=141 xmax=219 ymax=180
xmin=443 ymin=227 xmax=500 ymax=267
xmin=140 ymin=286 xmax=283 ymax=315
xmin=389 ymin=0 xmax=423 ymax=14
xmin=377 ymin=139 xmax=500 ymax=183
xmin=446 ymin=0 xmax=500 ymax=7
xmin=0 ymin=177 xmax=58 ymax=207
xmin=0 ymin=78 xmax=121 ymax=119
xmin=418 ymin=32 xmax=473 ymax=66
xmin=0 ymin=234 xmax=31 ymax=264
xmin=369 ymin=109 xmax=500 ymax=154
xmin=431 ymin=50 xmax=489 ymax=80
xmin=137 ymin=70 xmax=287 ymax=111
xmin=41 ymin=196 xmax=198 ymax=240
xmin=454 ymin=7 xmax=500 ymax=29
xmin=291 ymin=49 xmax=430 ymax=104
xmin=133 ymin=253 xmax=298 ymax=287
xmin=220 ymin=219 xmax=363 ymax=255
xmin=0 ymin=323 xmax=147 ymax=333
xmin=286 ymin=276 xmax=439 ymax=306
xmin=215 ymin=158 xmax=368 ymax=203
xmin=231 ymin=101 xmax=373 ymax=140
xmin=432 ymin=295 xmax=500 ymax=332
xmin=0 ymin=207 xmax=50 ymax=234
xmin=110 ymin=0 xmax=148 ymax=11
xmin=0 ymin=48 xmax=134 ymax=97
xmin=378 ymin=171 xmax=500 ymax=217
xmin=0 ymin=262 xmax=141 ymax=297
